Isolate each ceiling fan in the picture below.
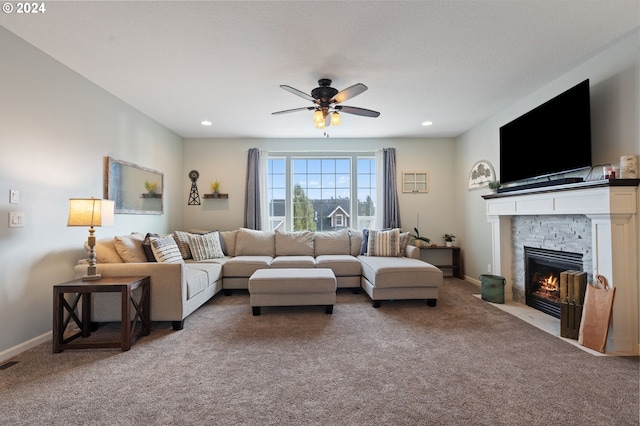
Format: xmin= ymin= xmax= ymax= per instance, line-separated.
xmin=272 ymin=79 xmax=380 ymax=129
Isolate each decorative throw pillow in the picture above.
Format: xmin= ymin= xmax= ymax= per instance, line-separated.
xmin=143 ymin=233 xmax=160 ymax=262
xmin=113 ymin=233 xmax=147 ymax=263
xmin=90 ymin=238 xmax=124 ymax=263
xmin=172 ymin=231 xmax=193 ymax=259
xmin=399 ymin=231 xmax=411 ymax=257
xmin=367 ymin=228 xmax=401 ymax=257
xmin=188 ymin=231 xmax=225 ymax=261
xmin=150 ymin=236 xmax=184 ymax=264
xmin=359 ymin=229 xmax=370 ymax=255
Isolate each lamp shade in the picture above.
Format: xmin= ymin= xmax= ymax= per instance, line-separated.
xmin=67 ymin=198 xmax=115 ymax=227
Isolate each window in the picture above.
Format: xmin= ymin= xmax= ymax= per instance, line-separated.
xmin=266 ymin=153 xmax=376 ymax=231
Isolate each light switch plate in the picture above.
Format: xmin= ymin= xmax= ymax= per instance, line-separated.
xmin=9 ymin=190 xmax=19 ymax=204
xmin=9 ymin=212 xmax=24 ymax=228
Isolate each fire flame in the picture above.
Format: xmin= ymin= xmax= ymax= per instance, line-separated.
xmin=539 ymin=274 xmax=558 ymax=292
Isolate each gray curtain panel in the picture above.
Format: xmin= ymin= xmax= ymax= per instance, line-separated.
xmin=244 ymin=148 xmax=262 ymax=230
xmin=383 ymin=148 xmax=401 ymax=228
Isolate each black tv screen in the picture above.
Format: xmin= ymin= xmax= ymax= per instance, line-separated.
xmin=499 ymin=79 xmax=592 ymax=185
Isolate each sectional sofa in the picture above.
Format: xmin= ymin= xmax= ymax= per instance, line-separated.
xmin=75 ymin=227 xmax=444 ymax=330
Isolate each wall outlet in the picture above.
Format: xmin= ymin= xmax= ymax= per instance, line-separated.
xmin=9 ymin=212 xmax=24 ymax=228
xmin=487 ymin=264 xmax=492 ymax=273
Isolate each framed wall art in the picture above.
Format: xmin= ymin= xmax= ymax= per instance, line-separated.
xmin=468 ymin=160 xmax=495 ymax=190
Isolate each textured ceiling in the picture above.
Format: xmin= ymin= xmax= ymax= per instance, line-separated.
xmin=1 ymin=1 xmax=638 ymax=139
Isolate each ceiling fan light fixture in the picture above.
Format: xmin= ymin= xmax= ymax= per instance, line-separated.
xmin=313 ymin=109 xmax=324 ymax=123
xmin=315 ymin=120 xmax=325 ymax=129
xmin=331 ymin=112 xmax=341 ymax=126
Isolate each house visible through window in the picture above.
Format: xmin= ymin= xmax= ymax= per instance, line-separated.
xmin=266 ymin=153 xmax=376 ymax=231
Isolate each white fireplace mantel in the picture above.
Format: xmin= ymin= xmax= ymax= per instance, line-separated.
xmin=484 ymin=180 xmax=639 ymax=355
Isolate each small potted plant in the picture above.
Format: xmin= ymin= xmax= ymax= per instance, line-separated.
xmin=210 ymin=180 xmax=220 ymax=196
xmin=412 ymin=228 xmax=431 ymax=248
xmin=488 ymin=180 xmax=501 ymax=193
xmin=144 ymin=179 xmax=158 ymax=195
xmin=443 ymin=233 xmax=456 ymax=247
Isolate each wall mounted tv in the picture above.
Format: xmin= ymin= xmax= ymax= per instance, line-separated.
xmin=499 ymin=79 xmax=591 ymax=187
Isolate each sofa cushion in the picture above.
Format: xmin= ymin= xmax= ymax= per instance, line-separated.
xmin=314 ymin=229 xmax=351 ymax=255
xmin=367 ymin=228 xmax=400 ymax=257
xmin=91 ymin=238 xmax=124 ymax=263
xmin=173 ymin=231 xmax=193 ymax=259
xmin=223 ymin=256 xmax=273 ymax=277
xmin=185 ymin=268 xmax=209 ymax=299
xmin=275 ymin=229 xmax=314 ymax=256
xmin=189 ymin=231 xmax=225 ymax=261
xmin=349 ymin=229 xmax=363 ymax=257
xmin=315 ymin=254 xmax=362 ymax=276
xmin=235 ymin=228 xmax=275 ymax=256
xmin=186 ymin=262 xmax=223 ymax=287
xmin=270 ymin=256 xmax=316 ymax=268
xmin=219 ymin=230 xmax=238 ymax=256
xmin=150 ymin=236 xmax=184 ymax=264
xmin=113 ymin=233 xmax=147 ymax=263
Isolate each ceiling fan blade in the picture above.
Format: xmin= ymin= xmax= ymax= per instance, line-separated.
xmin=280 ymin=85 xmax=316 ymax=103
xmin=335 ymin=105 xmax=380 ymax=117
xmin=272 ymin=106 xmax=314 ymax=115
xmin=331 ymin=83 xmax=368 ymax=104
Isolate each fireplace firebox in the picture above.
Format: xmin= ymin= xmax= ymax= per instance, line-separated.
xmin=524 ymin=247 xmax=583 ymax=318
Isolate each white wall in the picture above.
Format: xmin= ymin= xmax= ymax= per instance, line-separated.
xmin=456 ymin=30 xmax=640 ymax=284
xmin=182 ymin=138 xmax=457 ymax=243
xmin=0 ymin=28 xmax=184 ymax=360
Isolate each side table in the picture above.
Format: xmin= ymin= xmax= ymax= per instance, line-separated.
xmin=419 ymin=246 xmax=464 ymax=279
xmin=53 ymin=276 xmax=150 ymax=353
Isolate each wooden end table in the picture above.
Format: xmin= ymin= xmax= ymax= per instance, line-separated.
xmin=53 ymin=276 xmax=150 ymax=353
xmin=419 ymin=246 xmax=464 ymax=279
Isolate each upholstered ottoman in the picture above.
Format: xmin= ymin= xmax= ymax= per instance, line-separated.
xmin=248 ymin=268 xmax=337 ymax=315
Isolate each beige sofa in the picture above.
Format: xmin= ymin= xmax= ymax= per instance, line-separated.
xmin=76 ymin=228 xmax=443 ymax=330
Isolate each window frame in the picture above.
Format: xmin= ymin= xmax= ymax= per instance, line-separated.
xmin=266 ymin=151 xmax=376 ymax=231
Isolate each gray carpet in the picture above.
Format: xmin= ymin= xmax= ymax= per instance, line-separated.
xmin=2 ymin=278 xmax=638 ymax=425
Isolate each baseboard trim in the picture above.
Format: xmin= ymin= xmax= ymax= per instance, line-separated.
xmin=0 ymin=331 xmax=51 ymax=364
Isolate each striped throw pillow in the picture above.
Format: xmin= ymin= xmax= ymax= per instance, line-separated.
xmin=188 ymin=231 xmax=225 ymax=261
xmin=367 ymin=228 xmax=401 ymax=257
xmin=150 ymin=236 xmax=184 ymax=264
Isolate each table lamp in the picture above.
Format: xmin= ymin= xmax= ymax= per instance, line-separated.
xmin=67 ymin=198 xmax=115 ymax=280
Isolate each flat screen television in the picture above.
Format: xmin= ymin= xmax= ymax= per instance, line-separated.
xmin=499 ymin=79 xmax=592 ymax=187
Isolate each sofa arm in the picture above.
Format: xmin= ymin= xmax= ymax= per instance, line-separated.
xmin=73 ymin=262 xmax=187 ymax=322
xmin=405 ymin=245 xmax=420 ymax=259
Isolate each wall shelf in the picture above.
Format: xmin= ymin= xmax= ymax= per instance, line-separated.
xmin=203 ymin=193 xmax=229 ymax=199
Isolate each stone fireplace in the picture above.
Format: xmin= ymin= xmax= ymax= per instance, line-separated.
xmin=484 ymin=180 xmax=639 ymax=355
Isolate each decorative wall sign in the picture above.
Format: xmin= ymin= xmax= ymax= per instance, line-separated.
xmin=468 ymin=160 xmax=496 ymax=190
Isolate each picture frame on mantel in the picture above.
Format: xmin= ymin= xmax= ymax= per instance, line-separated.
xmin=468 ymin=160 xmax=496 ymax=190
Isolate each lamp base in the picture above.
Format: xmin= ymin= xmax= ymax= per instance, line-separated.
xmin=82 ymin=274 xmax=102 ymax=281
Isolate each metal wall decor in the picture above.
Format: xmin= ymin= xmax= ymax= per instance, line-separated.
xmin=188 ymin=170 xmax=201 ymax=205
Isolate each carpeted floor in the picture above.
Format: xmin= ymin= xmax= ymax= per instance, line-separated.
xmin=1 ymin=278 xmax=638 ymax=425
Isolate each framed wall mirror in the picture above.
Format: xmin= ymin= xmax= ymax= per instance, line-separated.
xmin=104 ymin=157 xmax=164 ymax=214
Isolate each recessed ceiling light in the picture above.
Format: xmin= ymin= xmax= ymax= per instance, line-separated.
xmin=201 ymin=120 xmax=212 ymax=126
xmin=422 ymin=121 xmax=433 ymax=127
